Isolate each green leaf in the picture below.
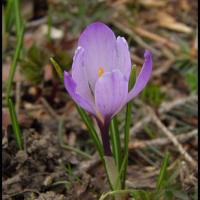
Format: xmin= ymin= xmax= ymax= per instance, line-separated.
xmin=141 ymin=83 xmax=165 ymax=107
xmin=76 ymin=106 xmax=103 ymax=160
xmin=6 ymin=24 xmax=24 ymax=102
xmin=193 ymin=183 xmax=198 ymax=200
xmin=156 ymin=151 xmax=170 ymax=191
xmin=114 ymin=151 xmax=128 ymax=190
xmin=172 ymin=190 xmax=189 ymax=200
xmin=13 ymin=0 xmax=22 ymax=39
xmin=20 ymin=45 xmax=48 ymax=84
xmin=4 ymin=0 xmax=15 ymax=32
xmin=110 ymin=117 xmax=122 ymax=173
xmin=185 ymin=72 xmax=197 ymax=93
xmin=131 ymin=190 xmax=151 ymax=200
xmin=122 ymin=65 xmax=137 ymax=188
xmin=52 ymin=50 xmax=72 ymax=71
xmin=27 ymin=45 xmax=48 ymax=66
xmin=8 ymin=98 xmax=23 ymax=150
xmin=20 ymin=61 xmax=44 ymax=84
xmin=50 ymin=57 xmax=64 ymax=82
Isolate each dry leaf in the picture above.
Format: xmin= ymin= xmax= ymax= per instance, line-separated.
xmin=139 ymin=0 xmax=166 ymax=7
xmin=157 ymin=12 xmax=192 ymax=34
xmin=180 ymin=0 xmax=190 ymax=12
xmin=112 ymin=0 xmax=129 ymax=7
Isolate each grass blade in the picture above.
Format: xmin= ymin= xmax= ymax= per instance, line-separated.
xmin=76 ymin=106 xmax=103 ymax=159
xmin=156 ymin=151 xmax=170 ymax=191
xmin=113 ymin=150 xmax=128 ymax=190
xmin=13 ymin=0 xmax=22 ymax=39
xmin=131 ymin=190 xmax=151 ymax=200
xmin=50 ymin=57 xmax=64 ymax=81
xmin=122 ymin=65 xmax=137 ymax=188
xmin=4 ymin=0 xmax=15 ymax=32
xmin=8 ymin=98 xmax=23 ymax=150
xmin=110 ymin=117 xmax=122 ymax=172
xmin=6 ymin=24 xmax=24 ymax=102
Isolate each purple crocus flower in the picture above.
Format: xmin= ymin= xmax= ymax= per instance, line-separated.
xmin=64 ymin=22 xmax=152 ymax=155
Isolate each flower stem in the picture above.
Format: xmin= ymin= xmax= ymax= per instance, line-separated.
xmin=97 ymin=120 xmax=112 ymax=156
xmin=97 ymin=119 xmax=126 ymax=200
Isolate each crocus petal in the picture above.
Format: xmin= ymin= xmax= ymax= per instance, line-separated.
xmin=116 ymin=36 xmax=131 ymax=80
xmin=64 ymin=71 xmax=96 ymax=114
xmin=78 ymin=22 xmax=117 ymax=90
xmin=127 ymin=50 xmax=153 ymax=102
xmin=71 ymin=46 xmax=95 ymax=105
xmin=95 ymin=70 xmax=128 ymax=121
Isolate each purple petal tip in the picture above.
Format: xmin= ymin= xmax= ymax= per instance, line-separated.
xmin=86 ymin=21 xmax=107 ymax=28
xmin=144 ymin=50 xmax=152 ymax=59
xmin=64 ymin=70 xmax=70 ymax=77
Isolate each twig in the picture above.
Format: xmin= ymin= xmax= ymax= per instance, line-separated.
xmin=60 ymin=143 xmax=92 ymax=159
xmin=159 ymin=95 xmax=197 ymax=113
xmin=111 ymin=19 xmax=180 ymax=60
xmin=126 ymin=157 xmax=181 ymax=189
xmin=130 ymin=95 xmax=197 ymax=136
xmin=134 ymin=27 xmax=180 ymax=51
xmin=112 ymin=20 xmax=161 ymax=56
xmin=135 ymin=149 xmax=158 ymax=167
xmin=78 ymin=153 xmax=101 ymax=172
xmin=3 ymin=189 xmax=41 ymax=200
xmin=26 ymin=17 xmax=47 ymax=29
xmin=146 ymin=106 xmax=197 ymax=168
xmin=152 ymin=59 xmax=175 ymax=78
xmin=131 ymin=47 xmax=175 ymax=75
xmin=3 ymin=173 xmax=22 ymax=188
xmin=58 ymin=118 xmax=92 ymax=159
xmin=129 ymin=129 xmax=197 ymax=149
xmin=126 ymin=180 xmax=156 ymax=189
xmin=40 ymin=97 xmax=60 ymax=120
xmin=130 ymin=50 xmax=144 ymax=65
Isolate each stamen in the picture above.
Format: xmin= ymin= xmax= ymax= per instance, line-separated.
xmin=98 ymin=67 xmax=104 ymax=78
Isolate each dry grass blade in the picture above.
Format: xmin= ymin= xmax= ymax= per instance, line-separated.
xmin=157 ymin=12 xmax=193 ymax=34
xmin=40 ymin=97 xmax=60 ymax=120
xmin=152 ymin=59 xmax=174 ymax=78
xmin=129 ymin=129 xmax=197 ymax=149
xmin=112 ymin=20 xmax=161 ymax=56
xmin=146 ymin=106 xmax=197 ymax=168
xmin=78 ymin=153 xmax=100 ymax=172
xmin=139 ymin=0 xmax=167 ymax=7
xmin=130 ymin=95 xmax=197 ymax=136
xmin=134 ymin=27 xmax=180 ymax=51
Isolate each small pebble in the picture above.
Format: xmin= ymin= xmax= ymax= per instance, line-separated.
xmin=16 ymin=150 xmax=28 ymax=164
xmin=43 ymin=176 xmax=53 ymax=186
